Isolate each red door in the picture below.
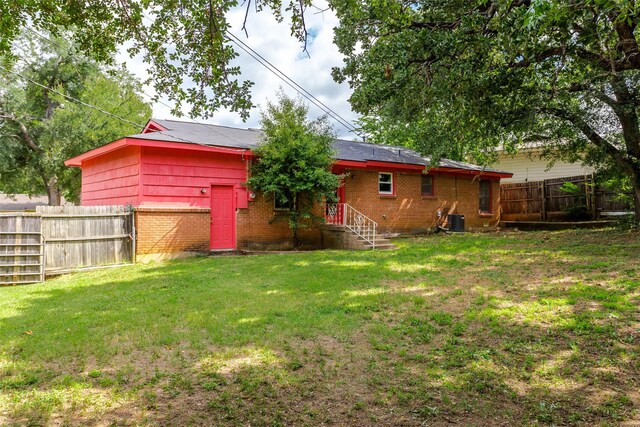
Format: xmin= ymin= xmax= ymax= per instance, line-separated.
xmin=337 ymin=181 xmax=346 ymax=204
xmin=210 ymin=185 xmax=235 ymax=250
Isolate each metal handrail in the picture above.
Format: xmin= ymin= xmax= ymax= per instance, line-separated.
xmin=325 ymin=203 xmax=377 ymax=249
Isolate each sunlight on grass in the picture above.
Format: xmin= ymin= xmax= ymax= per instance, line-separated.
xmin=0 ymin=229 xmax=638 ymax=425
xmin=237 ymin=317 xmax=262 ymax=324
xmin=0 ymin=383 xmax=131 ymax=425
xmin=319 ymin=260 xmax=375 ymax=268
xmin=479 ymin=298 xmax=574 ymax=328
xmin=343 ymin=287 xmax=388 ymax=297
xmin=198 ymin=346 xmax=284 ymax=375
xmin=386 ymin=262 xmax=434 ymax=273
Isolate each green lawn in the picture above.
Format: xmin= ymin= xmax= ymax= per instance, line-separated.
xmin=1 ymin=230 xmax=639 ymax=426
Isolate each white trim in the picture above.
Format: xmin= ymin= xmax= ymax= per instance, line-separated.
xmin=378 ymin=172 xmax=393 ymax=195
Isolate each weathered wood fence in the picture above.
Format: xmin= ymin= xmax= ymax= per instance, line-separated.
xmin=0 ymin=213 xmax=45 ymax=285
xmin=500 ymin=175 xmax=633 ymax=221
xmin=0 ymin=205 xmax=134 ymax=285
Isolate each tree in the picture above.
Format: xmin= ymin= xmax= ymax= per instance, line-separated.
xmin=329 ymin=0 xmax=640 ymax=219
xmin=247 ymin=92 xmax=340 ymax=247
xmin=0 ymin=33 xmax=151 ymax=205
xmin=1 ymin=1 xmax=316 ymax=120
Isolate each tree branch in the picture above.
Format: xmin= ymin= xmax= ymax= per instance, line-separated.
xmin=542 ymin=106 xmax=634 ymax=174
xmin=0 ymin=113 xmax=41 ymax=152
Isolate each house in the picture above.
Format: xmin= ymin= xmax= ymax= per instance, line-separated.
xmin=65 ymin=119 xmax=512 ymax=257
xmin=0 ymin=194 xmax=70 ymax=211
xmin=492 ymin=144 xmax=594 ymax=183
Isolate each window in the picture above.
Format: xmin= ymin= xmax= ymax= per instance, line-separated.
xmin=378 ymin=172 xmax=393 ymax=194
xmin=421 ymin=174 xmax=434 ymax=196
xmin=274 ymin=193 xmax=291 ymax=211
xmin=479 ymin=180 xmax=492 ymax=213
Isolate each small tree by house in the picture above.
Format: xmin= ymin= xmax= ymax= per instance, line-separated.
xmin=247 ymin=93 xmax=340 ymax=248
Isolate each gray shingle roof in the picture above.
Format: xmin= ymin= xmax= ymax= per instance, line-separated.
xmin=130 ymin=119 xmax=509 ymax=174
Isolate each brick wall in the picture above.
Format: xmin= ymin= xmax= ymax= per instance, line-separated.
xmin=135 ymin=207 xmax=210 ymax=259
xmin=133 ymin=169 xmax=502 ymax=258
xmin=342 ymin=169 xmax=501 ymax=232
xmin=236 ymin=193 xmax=322 ymax=250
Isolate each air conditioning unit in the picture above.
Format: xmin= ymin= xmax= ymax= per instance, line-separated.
xmin=447 ymin=214 xmax=465 ymax=232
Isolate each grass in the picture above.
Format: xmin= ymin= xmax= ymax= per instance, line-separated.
xmin=0 ymin=229 xmax=639 ymax=426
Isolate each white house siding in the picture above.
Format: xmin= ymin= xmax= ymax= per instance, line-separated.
xmin=494 ymin=151 xmax=595 ymax=183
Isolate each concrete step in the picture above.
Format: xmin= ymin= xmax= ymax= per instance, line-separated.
xmin=357 ymin=237 xmax=392 ymax=244
xmin=364 ymin=243 xmax=397 ymax=250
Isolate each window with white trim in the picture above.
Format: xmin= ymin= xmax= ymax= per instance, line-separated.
xmin=378 ymin=172 xmax=393 ymax=194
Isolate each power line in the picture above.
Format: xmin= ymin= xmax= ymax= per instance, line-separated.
xmin=16 ymin=29 xmax=253 ymax=152
xmin=224 ymin=31 xmax=360 ymax=135
xmin=0 ymin=64 xmax=146 ymax=128
xmin=24 ymin=22 xmax=361 ymax=138
xmin=140 ymin=11 xmax=358 ymax=135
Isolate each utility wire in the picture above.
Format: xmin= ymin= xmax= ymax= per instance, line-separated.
xmin=138 ymin=12 xmax=359 ymax=136
xmin=0 ymin=64 xmax=145 ymax=128
xmin=224 ymin=31 xmax=359 ymax=135
xmin=24 ymin=27 xmax=188 ymax=125
xmin=24 ymin=22 xmax=360 ymax=138
xmin=20 ymin=28 xmax=219 ymax=137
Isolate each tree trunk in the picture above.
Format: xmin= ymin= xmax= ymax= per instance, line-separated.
xmin=292 ymin=194 xmax=300 ymax=248
xmin=292 ymin=226 xmax=299 ymax=248
xmin=46 ymin=176 xmax=62 ymax=206
xmin=632 ymin=173 xmax=640 ymax=221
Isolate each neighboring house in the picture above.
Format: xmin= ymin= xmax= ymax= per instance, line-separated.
xmin=0 ymin=194 xmax=69 ymax=211
xmin=65 ymin=119 xmax=512 ymax=255
xmin=493 ymin=146 xmax=595 ymax=183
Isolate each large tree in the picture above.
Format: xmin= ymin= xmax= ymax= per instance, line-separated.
xmin=1 ymin=1 xmax=316 ymax=120
xmin=247 ymin=92 xmax=339 ymax=247
xmin=329 ymin=0 xmax=640 ymax=219
xmin=0 ymin=33 xmax=151 ymax=205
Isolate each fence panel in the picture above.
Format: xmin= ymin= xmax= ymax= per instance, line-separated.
xmin=0 ymin=213 xmax=44 ymax=285
xmin=500 ymin=182 xmax=543 ymax=220
xmin=37 ymin=205 xmax=134 ymax=274
xmin=501 ymin=174 xmax=633 ymax=221
xmin=543 ymin=175 xmax=591 ymax=215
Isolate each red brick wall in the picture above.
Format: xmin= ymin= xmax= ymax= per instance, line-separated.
xmin=236 ymin=193 xmax=322 ymax=250
xmin=135 ymin=207 xmax=210 ymax=257
xmin=342 ymin=169 xmax=501 ymax=232
xmin=134 ymin=170 xmax=503 ymax=257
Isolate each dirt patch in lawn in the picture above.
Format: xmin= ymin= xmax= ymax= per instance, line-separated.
xmin=1 ymin=229 xmax=638 ymax=426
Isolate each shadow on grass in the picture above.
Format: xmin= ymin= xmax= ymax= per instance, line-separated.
xmin=0 ymin=230 xmax=638 ymax=425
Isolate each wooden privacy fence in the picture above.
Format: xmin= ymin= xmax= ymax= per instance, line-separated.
xmin=500 ymin=175 xmax=633 ymax=221
xmin=37 ymin=205 xmax=135 ymax=275
xmin=0 ymin=205 xmax=135 ymax=285
xmin=0 ymin=213 xmax=45 ymax=285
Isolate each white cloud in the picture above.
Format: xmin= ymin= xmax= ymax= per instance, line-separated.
xmin=116 ymin=3 xmax=359 ymax=139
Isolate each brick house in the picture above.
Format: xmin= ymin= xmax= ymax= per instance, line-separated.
xmin=65 ymin=119 xmax=512 ymax=258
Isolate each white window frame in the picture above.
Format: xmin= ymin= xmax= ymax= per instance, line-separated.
xmin=378 ymin=172 xmax=393 ymax=195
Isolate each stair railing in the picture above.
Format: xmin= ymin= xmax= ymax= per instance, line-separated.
xmin=325 ymin=203 xmax=377 ymax=249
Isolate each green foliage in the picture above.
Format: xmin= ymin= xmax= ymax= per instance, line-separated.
xmin=0 ymin=31 xmax=151 ymax=204
xmin=330 ymin=0 xmax=640 ymax=216
xmin=1 ymin=230 xmax=639 ymax=424
xmin=0 ymin=0 xmax=317 ymax=120
xmin=247 ymin=92 xmax=340 ymax=246
xmin=559 ymin=182 xmax=591 ymax=220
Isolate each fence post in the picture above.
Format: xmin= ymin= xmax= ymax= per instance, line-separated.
xmin=590 ymin=173 xmax=598 ymax=219
xmin=541 ymin=180 xmax=547 ymax=221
